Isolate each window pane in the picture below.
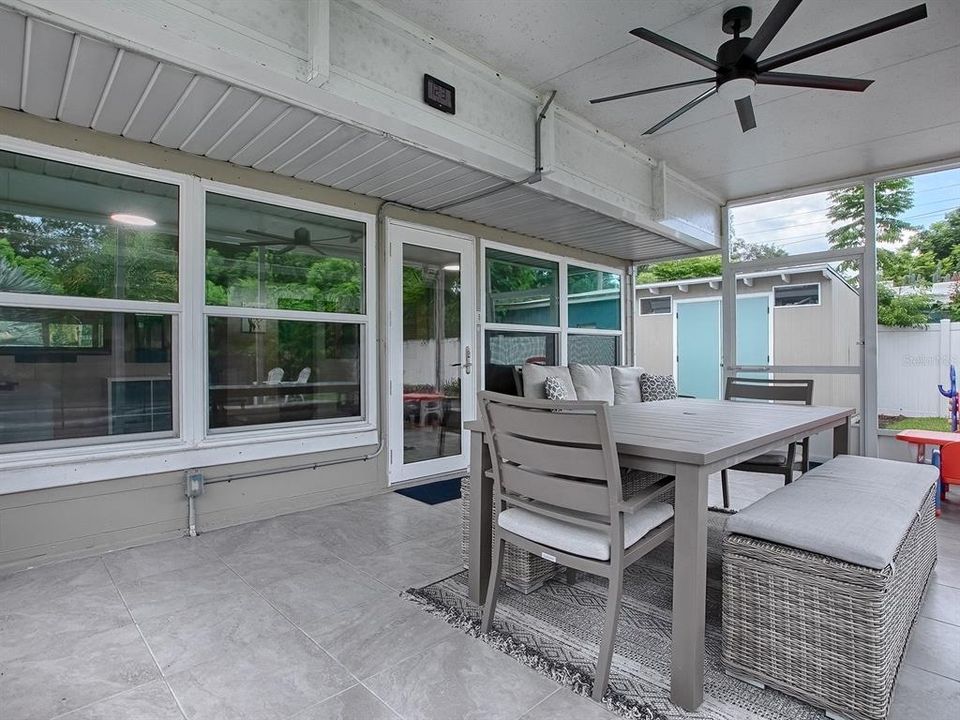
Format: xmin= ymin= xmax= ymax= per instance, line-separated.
xmin=640 ymin=296 xmax=672 ymax=315
xmin=485 ymin=248 xmax=558 ymax=325
xmin=774 ymin=283 xmax=820 ymax=307
xmin=0 ymin=308 xmax=173 ymax=446
xmin=205 ymin=194 xmax=365 ymax=314
xmin=568 ymin=334 xmax=619 ymax=365
xmin=0 ymin=150 xmax=179 ymax=302
xmin=483 ymin=330 xmax=557 ymax=394
xmin=207 ymin=317 xmax=361 ymax=430
xmin=568 ymin=265 xmax=621 ymax=330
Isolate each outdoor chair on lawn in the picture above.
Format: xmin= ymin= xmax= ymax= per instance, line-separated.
xmin=477 ymin=391 xmax=676 ymax=701
xmin=721 ymin=377 xmax=814 ymax=509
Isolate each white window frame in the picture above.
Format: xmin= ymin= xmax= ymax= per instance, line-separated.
xmin=0 ymin=136 xmax=377 ymax=493
xmin=772 ymin=282 xmax=821 ymax=308
xmin=639 ymin=294 xmax=674 ymax=316
xmin=479 ymin=240 xmax=625 ymax=385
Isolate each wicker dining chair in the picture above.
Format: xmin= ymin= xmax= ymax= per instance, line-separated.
xmin=721 ymin=377 xmax=814 ymax=508
xmin=477 ymin=391 xmax=676 ymax=701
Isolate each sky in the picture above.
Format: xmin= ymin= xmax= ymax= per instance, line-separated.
xmin=730 ymin=167 xmax=960 ymax=256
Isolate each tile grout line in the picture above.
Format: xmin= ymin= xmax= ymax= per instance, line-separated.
xmin=901 ymin=661 xmax=960 ymax=685
xmin=100 ymin=555 xmax=191 ymax=720
xmin=510 ymin=687 xmax=563 ymax=720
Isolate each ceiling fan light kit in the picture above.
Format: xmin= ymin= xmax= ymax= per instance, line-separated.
xmin=589 ymin=0 xmax=927 ymax=135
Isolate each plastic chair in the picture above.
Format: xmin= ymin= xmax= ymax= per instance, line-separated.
xmin=940 ymin=442 xmax=960 ymax=500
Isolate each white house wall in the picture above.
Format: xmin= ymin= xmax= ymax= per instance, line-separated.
xmin=3 ymin=0 xmax=721 ymax=257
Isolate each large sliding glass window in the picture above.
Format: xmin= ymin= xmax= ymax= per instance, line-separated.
xmin=482 ymin=244 xmax=624 ymax=392
xmin=0 ymin=149 xmax=179 ymax=448
xmin=204 ymin=192 xmax=367 ymax=432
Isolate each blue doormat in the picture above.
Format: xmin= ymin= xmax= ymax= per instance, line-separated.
xmin=396 ymin=478 xmax=462 ymax=505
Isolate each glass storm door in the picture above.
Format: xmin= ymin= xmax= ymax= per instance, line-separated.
xmin=387 ymin=221 xmax=475 ymax=484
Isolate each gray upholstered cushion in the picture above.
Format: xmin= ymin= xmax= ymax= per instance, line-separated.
xmin=640 ymin=373 xmax=678 ymax=401
xmin=498 ymin=503 xmax=674 ymax=561
xmin=543 ymin=376 xmax=569 ymax=401
xmin=521 ymin=364 xmax=577 ymax=400
xmin=612 ymin=366 xmax=645 ymax=405
xmin=569 ymin=363 xmax=615 ymax=404
xmin=726 ymin=456 xmax=938 ymax=569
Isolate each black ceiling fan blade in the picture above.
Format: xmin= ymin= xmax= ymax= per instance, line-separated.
xmin=590 ymin=77 xmax=714 ymax=104
xmin=758 ymin=4 xmax=927 ymax=73
xmin=742 ymin=0 xmax=804 ymax=62
xmin=735 ymin=96 xmax=757 ymax=132
xmin=758 ymin=71 xmax=873 ymax=91
xmin=629 ymin=27 xmax=720 ymax=71
xmin=643 ymin=87 xmax=718 ymax=135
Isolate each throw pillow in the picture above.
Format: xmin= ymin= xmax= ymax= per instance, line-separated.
xmin=612 ymin=366 xmax=645 ymax=405
xmin=543 ymin=375 xmax=568 ymax=401
xmin=569 ymin=363 xmax=615 ymax=404
xmin=640 ymin=373 xmax=678 ymax=402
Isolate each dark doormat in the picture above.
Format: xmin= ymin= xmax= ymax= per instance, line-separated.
xmin=395 ymin=477 xmax=462 ymax=505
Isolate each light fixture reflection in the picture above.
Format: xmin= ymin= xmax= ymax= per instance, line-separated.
xmin=442 ymin=264 xmax=460 ymax=272
xmin=110 ymin=213 xmax=156 ymax=227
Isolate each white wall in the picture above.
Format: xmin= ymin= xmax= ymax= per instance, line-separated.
xmin=878 ymin=321 xmax=959 ymax=417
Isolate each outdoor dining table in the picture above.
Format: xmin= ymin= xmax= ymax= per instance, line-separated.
xmin=465 ymin=397 xmax=855 ymax=711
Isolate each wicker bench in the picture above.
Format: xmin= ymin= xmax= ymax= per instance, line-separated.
xmin=722 ymin=456 xmax=939 ymax=720
xmin=461 ymin=468 xmax=674 ymax=594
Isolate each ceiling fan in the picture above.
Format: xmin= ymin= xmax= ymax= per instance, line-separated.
xmin=589 ymin=1 xmax=927 ymax=134
xmin=243 ymin=227 xmax=359 ymax=255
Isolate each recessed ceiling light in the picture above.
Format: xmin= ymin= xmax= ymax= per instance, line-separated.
xmin=110 ymin=213 xmax=156 ymax=227
xmin=443 ymin=264 xmax=460 ymax=272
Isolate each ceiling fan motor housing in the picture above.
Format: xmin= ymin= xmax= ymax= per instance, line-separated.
xmin=717 ymin=36 xmax=757 ymax=99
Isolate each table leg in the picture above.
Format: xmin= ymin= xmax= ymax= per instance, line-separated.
xmin=916 ymin=443 xmax=926 ymax=464
xmin=468 ymin=429 xmax=493 ymax=605
xmin=671 ymin=464 xmax=709 ymax=711
xmin=833 ymin=418 xmax=850 ymax=457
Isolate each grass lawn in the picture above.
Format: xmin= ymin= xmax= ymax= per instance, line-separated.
xmin=881 ymin=416 xmax=953 ymax=432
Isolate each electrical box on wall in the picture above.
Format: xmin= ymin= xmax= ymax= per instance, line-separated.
xmin=423 ymin=74 xmax=455 ymax=114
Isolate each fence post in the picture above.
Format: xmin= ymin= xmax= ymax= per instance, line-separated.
xmin=941 ymin=319 xmax=952 ymax=418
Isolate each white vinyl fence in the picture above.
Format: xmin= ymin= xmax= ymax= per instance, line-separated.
xmin=878 ymin=320 xmax=958 ymax=417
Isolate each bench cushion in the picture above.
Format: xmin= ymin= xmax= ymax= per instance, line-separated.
xmin=726 ymin=456 xmax=937 ymax=569
xmin=569 ymin=363 xmax=615 ymax=404
xmin=612 ymin=366 xmax=644 ymax=405
xmin=522 ymin=364 xmax=577 ymax=400
xmin=498 ymin=502 xmax=674 ymax=561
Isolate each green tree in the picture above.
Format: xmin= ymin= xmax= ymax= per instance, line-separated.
xmin=636 ymin=255 xmax=722 ymax=283
xmin=730 ymin=237 xmax=787 ymax=261
xmin=827 ymin=178 xmax=915 ymax=249
xmin=909 ymin=208 xmax=960 ymax=266
xmin=947 ymin=281 xmax=960 ymax=322
xmin=877 ymin=284 xmax=934 ymax=327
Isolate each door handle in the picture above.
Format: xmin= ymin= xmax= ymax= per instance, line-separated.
xmin=463 ymin=346 xmax=472 ymax=375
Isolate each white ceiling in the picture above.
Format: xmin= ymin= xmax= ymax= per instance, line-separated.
xmin=378 ymin=0 xmax=960 ymax=199
xmin=0 ymin=6 xmax=694 ymax=263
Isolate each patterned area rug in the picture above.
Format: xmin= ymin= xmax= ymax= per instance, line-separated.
xmin=405 ymin=511 xmax=824 ymax=720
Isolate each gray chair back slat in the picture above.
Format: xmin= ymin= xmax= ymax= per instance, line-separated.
xmin=724 ymin=377 xmax=814 ymax=404
xmin=479 ymin=391 xmax=623 ymax=519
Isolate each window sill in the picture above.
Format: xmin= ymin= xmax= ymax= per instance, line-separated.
xmin=0 ymin=422 xmax=379 ymax=494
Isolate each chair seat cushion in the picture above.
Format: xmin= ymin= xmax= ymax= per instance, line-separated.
xmin=497 ymin=503 xmax=674 ymax=561
xmin=725 ymin=457 xmax=937 ymax=569
xmin=739 ymin=450 xmax=789 ymax=466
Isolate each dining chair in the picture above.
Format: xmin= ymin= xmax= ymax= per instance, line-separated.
xmin=721 ymin=377 xmax=815 ymax=509
xmin=477 ymin=391 xmax=676 ymax=701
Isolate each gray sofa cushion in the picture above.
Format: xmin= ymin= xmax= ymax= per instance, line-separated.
xmin=569 ymin=363 xmax=615 ymax=404
xmin=726 ymin=456 xmax=938 ymax=570
xmin=612 ymin=366 xmax=645 ymax=405
xmin=522 ymin=364 xmax=577 ymax=400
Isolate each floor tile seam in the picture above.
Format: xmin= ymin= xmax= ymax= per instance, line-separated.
xmin=44 ymin=678 xmax=176 ymax=720
xmin=355 ymin=677 xmax=408 ymax=720
xmin=284 ymin=682 xmax=400 ymax=720
xmin=509 ymin=686 xmax=563 ymax=719
xmin=211 ymin=551 xmax=370 ymax=710
xmin=901 ymin=660 xmax=960 ymax=684
xmin=101 ymin=558 xmax=191 ymax=720
xmin=324 ymin=547 xmax=427 ymax=594
xmin=918 ymin=607 xmax=960 ymax=628
xmin=340 ymin=624 xmax=461 ymax=685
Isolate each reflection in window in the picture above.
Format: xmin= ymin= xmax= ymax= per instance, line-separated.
xmin=568 ymin=335 xmax=619 ymax=365
xmin=0 ymin=308 xmax=173 ymax=445
xmin=567 ymin=265 xmax=621 ymax=330
xmin=640 ymin=296 xmax=672 ymax=315
xmin=484 ymin=330 xmax=557 ymax=394
xmin=774 ymin=283 xmax=820 ymax=307
xmin=205 ymin=193 xmax=364 ymax=314
xmin=485 ymin=249 xmax=558 ymax=326
xmin=0 ymin=150 xmax=179 ymax=302
xmin=207 ymin=317 xmax=361 ymax=430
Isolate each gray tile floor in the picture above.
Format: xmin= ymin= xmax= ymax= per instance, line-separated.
xmin=1 ymin=472 xmax=958 ymax=720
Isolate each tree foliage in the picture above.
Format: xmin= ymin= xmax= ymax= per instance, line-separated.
xmin=827 ymin=178 xmax=915 ymax=249
xmin=876 ymin=284 xmax=934 ymax=328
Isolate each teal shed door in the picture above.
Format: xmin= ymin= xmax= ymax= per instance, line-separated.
xmin=676 ymin=296 xmax=771 ymax=399
xmin=676 ymin=300 xmax=721 ymax=399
